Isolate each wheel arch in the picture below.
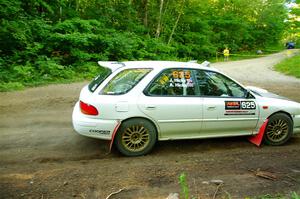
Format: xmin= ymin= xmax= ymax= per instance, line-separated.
xmin=119 ymin=116 xmax=160 ymax=140
xmin=267 ymin=111 xmax=293 ymax=124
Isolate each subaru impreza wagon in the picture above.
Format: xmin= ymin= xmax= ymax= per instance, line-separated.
xmin=72 ymin=61 xmax=300 ymax=156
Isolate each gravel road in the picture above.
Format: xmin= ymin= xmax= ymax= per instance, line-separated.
xmin=0 ymin=50 xmax=300 ymax=199
xmin=213 ymin=50 xmax=300 ymax=101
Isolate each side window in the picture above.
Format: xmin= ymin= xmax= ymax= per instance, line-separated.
xmin=101 ymin=68 xmax=151 ymax=95
xmin=146 ymin=69 xmax=197 ymax=96
xmin=195 ymin=70 xmax=245 ymax=98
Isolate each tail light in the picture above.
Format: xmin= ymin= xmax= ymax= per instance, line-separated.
xmin=80 ymin=101 xmax=99 ymax=115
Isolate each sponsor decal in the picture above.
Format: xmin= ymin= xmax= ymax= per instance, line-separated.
xmin=225 ymin=101 xmax=256 ymax=115
xmin=225 ymin=101 xmax=240 ymax=110
xmin=89 ymin=129 xmax=110 ymax=135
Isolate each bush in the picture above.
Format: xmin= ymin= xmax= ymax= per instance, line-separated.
xmin=0 ymin=82 xmax=24 ymax=92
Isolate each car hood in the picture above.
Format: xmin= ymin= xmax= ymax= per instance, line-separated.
xmin=246 ymin=86 xmax=300 ymax=116
xmin=246 ymin=86 xmax=290 ymax=101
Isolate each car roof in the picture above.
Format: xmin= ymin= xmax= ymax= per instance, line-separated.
xmin=98 ymin=61 xmax=219 ymax=73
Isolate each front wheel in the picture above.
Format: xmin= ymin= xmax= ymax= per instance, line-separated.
xmin=115 ymin=119 xmax=157 ymax=156
xmin=264 ymin=113 xmax=293 ymax=146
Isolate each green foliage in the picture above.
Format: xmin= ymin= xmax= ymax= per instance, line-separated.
xmin=178 ymin=173 xmax=189 ymax=199
xmin=291 ymin=192 xmax=300 ymax=199
xmin=0 ymin=82 xmax=24 ymax=92
xmin=0 ymin=0 xmax=293 ymax=91
xmin=73 ymin=62 xmax=104 ymax=79
xmin=246 ymin=191 xmax=300 ymax=199
xmin=275 ymin=53 xmax=300 ymax=78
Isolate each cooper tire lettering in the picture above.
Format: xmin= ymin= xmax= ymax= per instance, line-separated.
xmin=89 ymin=129 xmax=110 ymax=135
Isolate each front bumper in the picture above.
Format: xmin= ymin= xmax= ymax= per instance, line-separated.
xmin=72 ymin=102 xmax=119 ymax=140
xmin=293 ymin=114 xmax=300 ymax=134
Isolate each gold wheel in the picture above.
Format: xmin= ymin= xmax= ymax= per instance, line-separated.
xmin=121 ymin=125 xmax=150 ymax=152
xmin=266 ymin=119 xmax=289 ymax=143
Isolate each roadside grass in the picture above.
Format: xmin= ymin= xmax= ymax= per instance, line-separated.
xmin=0 ymin=78 xmax=85 ymax=92
xmin=177 ymin=173 xmax=300 ymax=199
xmin=209 ymin=48 xmax=283 ymax=63
xmin=250 ymin=192 xmax=300 ymax=199
xmin=274 ymin=52 xmax=300 ymax=78
xmin=0 ymin=62 xmax=107 ymax=92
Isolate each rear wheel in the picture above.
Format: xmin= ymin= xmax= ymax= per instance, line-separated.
xmin=264 ymin=113 xmax=293 ymax=146
xmin=115 ymin=119 xmax=157 ymax=156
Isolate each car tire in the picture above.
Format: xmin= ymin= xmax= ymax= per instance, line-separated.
xmin=115 ymin=119 xmax=157 ymax=156
xmin=264 ymin=113 xmax=293 ymax=146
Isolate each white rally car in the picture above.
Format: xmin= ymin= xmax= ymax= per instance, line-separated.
xmin=72 ymin=61 xmax=300 ymax=156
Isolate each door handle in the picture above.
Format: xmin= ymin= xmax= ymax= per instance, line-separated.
xmin=146 ymin=105 xmax=156 ymax=110
xmin=207 ymin=106 xmax=216 ymax=110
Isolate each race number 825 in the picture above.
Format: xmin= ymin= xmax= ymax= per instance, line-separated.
xmin=241 ymin=101 xmax=256 ymax=110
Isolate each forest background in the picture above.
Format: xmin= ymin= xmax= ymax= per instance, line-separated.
xmin=0 ymin=0 xmax=299 ymax=91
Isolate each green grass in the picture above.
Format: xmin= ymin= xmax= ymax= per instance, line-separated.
xmin=0 ymin=77 xmax=86 ymax=92
xmin=0 ymin=62 xmax=107 ymax=92
xmin=248 ymin=192 xmax=300 ymax=199
xmin=275 ymin=53 xmax=300 ymax=78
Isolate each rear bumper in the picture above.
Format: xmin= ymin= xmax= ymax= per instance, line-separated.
xmin=72 ymin=102 xmax=119 ymax=140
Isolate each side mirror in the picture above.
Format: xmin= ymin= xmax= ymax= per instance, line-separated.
xmin=244 ymin=89 xmax=251 ymax=98
xmin=244 ymin=89 xmax=254 ymax=99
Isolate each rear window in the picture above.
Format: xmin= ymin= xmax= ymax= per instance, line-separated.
xmin=88 ymin=69 xmax=112 ymax=92
xmin=101 ymin=68 xmax=151 ymax=95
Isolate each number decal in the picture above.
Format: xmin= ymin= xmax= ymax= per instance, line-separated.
xmin=225 ymin=101 xmax=256 ymax=110
xmin=225 ymin=101 xmax=256 ymax=115
xmin=241 ymin=101 xmax=256 ymax=109
xmin=172 ymin=70 xmax=191 ymax=79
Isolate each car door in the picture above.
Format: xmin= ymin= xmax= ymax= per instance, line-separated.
xmin=138 ymin=68 xmax=203 ymax=140
xmin=195 ymin=70 xmax=259 ymax=136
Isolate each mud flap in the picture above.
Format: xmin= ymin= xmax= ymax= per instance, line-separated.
xmin=248 ymin=119 xmax=269 ymax=146
xmin=109 ymin=121 xmax=121 ymax=152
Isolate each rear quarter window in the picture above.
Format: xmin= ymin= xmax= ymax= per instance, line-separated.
xmin=101 ymin=68 xmax=151 ymax=95
xmin=88 ymin=69 xmax=112 ymax=92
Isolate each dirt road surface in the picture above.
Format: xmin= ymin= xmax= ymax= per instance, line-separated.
xmin=1 ymin=50 xmax=300 ymax=199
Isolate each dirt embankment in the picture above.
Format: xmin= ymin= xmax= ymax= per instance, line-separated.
xmin=0 ymin=50 xmax=300 ymax=199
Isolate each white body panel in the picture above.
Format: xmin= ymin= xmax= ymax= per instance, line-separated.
xmin=138 ymin=95 xmax=202 ymax=139
xmin=201 ymin=97 xmax=259 ymax=135
xmin=72 ymin=102 xmax=119 ymax=140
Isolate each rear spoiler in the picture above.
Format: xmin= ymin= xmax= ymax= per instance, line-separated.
xmin=98 ymin=61 xmax=125 ymax=72
xmin=188 ymin=60 xmax=210 ymax=67
xmin=201 ymin=61 xmax=210 ymax=67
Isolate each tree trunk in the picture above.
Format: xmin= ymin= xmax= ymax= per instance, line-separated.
xmin=59 ymin=2 xmax=62 ymax=22
xmin=143 ymin=0 xmax=149 ymax=27
xmin=155 ymin=0 xmax=164 ymax=38
xmin=167 ymin=0 xmax=185 ymax=44
xmin=167 ymin=12 xmax=182 ymax=44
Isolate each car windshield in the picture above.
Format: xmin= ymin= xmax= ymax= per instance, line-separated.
xmin=88 ymin=69 xmax=112 ymax=92
xmin=101 ymin=68 xmax=151 ymax=95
